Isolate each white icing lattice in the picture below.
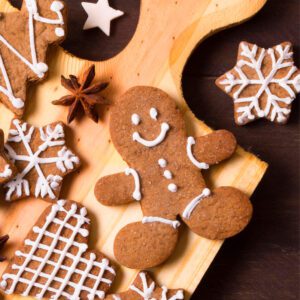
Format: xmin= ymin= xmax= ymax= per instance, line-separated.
xmin=0 ymin=200 xmax=115 ymax=299
xmin=4 ymin=119 xmax=79 ymax=201
xmin=0 ymin=0 xmax=65 ymax=109
xmin=219 ymin=42 xmax=300 ymax=124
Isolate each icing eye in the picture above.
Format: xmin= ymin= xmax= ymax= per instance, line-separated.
xmin=131 ymin=114 xmax=141 ymax=125
xmin=150 ymin=108 xmax=158 ymax=120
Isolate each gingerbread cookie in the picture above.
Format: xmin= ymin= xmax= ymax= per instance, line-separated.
xmin=216 ymin=41 xmax=300 ymax=125
xmin=3 ymin=119 xmax=80 ymax=202
xmin=0 ymin=200 xmax=116 ymax=299
xmin=95 ymin=86 xmax=253 ymax=269
xmin=0 ymin=234 xmax=9 ymax=262
xmin=0 ymin=0 xmax=67 ymax=116
xmin=106 ymin=272 xmax=184 ymax=300
xmin=0 ymin=129 xmax=16 ymax=184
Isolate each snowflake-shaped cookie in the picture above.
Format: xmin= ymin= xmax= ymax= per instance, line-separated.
xmin=216 ymin=42 xmax=300 ymax=125
xmin=3 ymin=119 xmax=80 ymax=202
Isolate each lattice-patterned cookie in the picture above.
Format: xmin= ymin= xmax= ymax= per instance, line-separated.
xmin=0 ymin=0 xmax=67 ymax=116
xmin=0 ymin=129 xmax=16 ymax=184
xmin=216 ymin=41 xmax=300 ymax=125
xmin=0 ymin=200 xmax=116 ymax=299
xmin=106 ymin=272 xmax=184 ymax=300
xmin=3 ymin=119 xmax=80 ymax=202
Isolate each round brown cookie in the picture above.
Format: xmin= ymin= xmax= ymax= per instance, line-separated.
xmin=95 ymin=86 xmax=253 ymax=269
xmin=0 ymin=129 xmax=16 ymax=184
xmin=0 ymin=200 xmax=116 ymax=299
xmin=105 ymin=271 xmax=184 ymax=300
xmin=0 ymin=0 xmax=67 ymax=116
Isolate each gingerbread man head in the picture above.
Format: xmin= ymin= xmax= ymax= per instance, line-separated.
xmin=95 ymin=86 xmax=253 ymax=269
xmin=0 ymin=0 xmax=67 ymax=116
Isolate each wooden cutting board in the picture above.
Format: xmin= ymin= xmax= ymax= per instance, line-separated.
xmin=0 ymin=0 xmax=268 ymax=299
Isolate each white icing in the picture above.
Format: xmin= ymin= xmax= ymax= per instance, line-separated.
xmin=182 ymin=188 xmax=211 ymax=219
xmin=130 ymin=272 xmax=155 ymax=300
xmin=82 ymin=0 xmax=124 ymax=36
xmin=186 ymin=137 xmax=209 ymax=170
xmin=0 ymin=0 xmax=65 ymax=109
xmin=0 ymin=164 xmax=12 ymax=178
xmin=131 ymin=113 xmax=141 ymax=125
xmin=142 ymin=216 xmax=180 ymax=229
xmin=162 ymin=286 xmax=184 ymax=300
xmin=158 ymin=158 xmax=167 ymax=168
xmin=149 ymin=107 xmax=158 ymax=120
xmin=4 ymin=120 xmax=79 ymax=201
xmin=125 ymin=167 xmax=142 ymax=201
xmin=163 ymin=170 xmax=172 ymax=180
xmin=168 ymin=183 xmax=177 ymax=193
xmin=133 ymin=122 xmax=170 ymax=147
xmin=219 ymin=43 xmax=300 ymax=124
xmin=0 ymin=200 xmax=115 ymax=299
xmin=112 ymin=295 xmax=121 ymax=300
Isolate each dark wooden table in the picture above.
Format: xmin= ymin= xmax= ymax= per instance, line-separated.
xmin=8 ymin=0 xmax=300 ymax=299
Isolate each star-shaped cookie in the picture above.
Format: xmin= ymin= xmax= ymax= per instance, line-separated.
xmin=216 ymin=42 xmax=300 ymax=125
xmin=3 ymin=119 xmax=80 ymax=202
xmin=82 ymin=0 xmax=124 ymax=36
xmin=105 ymin=272 xmax=184 ymax=300
xmin=0 ymin=200 xmax=116 ymax=299
xmin=0 ymin=129 xmax=16 ymax=185
xmin=0 ymin=0 xmax=67 ymax=116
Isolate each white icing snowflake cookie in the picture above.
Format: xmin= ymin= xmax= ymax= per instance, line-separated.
xmin=105 ymin=271 xmax=184 ymax=300
xmin=3 ymin=119 xmax=80 ymax=202
xmin=216 ymin=41 xmax=300 ymax=125
xmin=0 ymin=200 xmax=116 ymax=299
xmin=0 ymin=129 xmax=16 ymax=185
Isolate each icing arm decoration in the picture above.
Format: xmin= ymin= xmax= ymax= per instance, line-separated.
xmin=186 ymin=137 xmax=209 ymax=170
xmin=142 ymin=216 xmax=180 ymax=229
xmin=182 ymin=188 xmax=211 ymax=219
xmin=125 ymin=168 xmax=142 ymax=201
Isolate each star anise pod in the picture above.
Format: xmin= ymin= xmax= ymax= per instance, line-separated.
xmin=52 ymin=65 xmax=109 ymax=124
xmin=0 ymin=235 xmax=9 ymax=262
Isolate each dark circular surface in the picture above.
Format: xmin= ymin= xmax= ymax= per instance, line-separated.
xmin=7 ymin=0 xmax=300 ymax=299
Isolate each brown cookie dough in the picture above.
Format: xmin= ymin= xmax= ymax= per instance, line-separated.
xmin=95 ymin=86 xmax=253 ymax=269
xmin=105 ymin=271 xmax=184 ymax=300
xmin=0 ymin=0 xmax=67 ymax=116
xmin=0 ymin=200 xmax=116 ymax=299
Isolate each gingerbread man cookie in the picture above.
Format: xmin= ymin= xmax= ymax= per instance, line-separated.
xmin=3 ymin=119 xmax=80 ymax=202
xmin=106 ymin=272 xmax=184 ymax=300
xmin=95 ymin=86 xmax=253 ymax=269
xmin=0 ymin=0 xmax=67 ymax=116
xmin=0 ymin=129 xmax=16 ymax=184
xmin=0 ymin=200 xmax=116 ymax=299
xmin=216 ymin=42 xmax=300 ymax=125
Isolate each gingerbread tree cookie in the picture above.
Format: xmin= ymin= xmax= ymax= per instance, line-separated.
xmin=3 ymin=119 xmax=80 ymax=202
xmin=216 ymin=42 xmax=300 ymax=125
xmin=95 ymin=86 xmax=253 ymax=269
xmin=0 ymin=129 xmax=16 ymax=184
xmin=0 ymin=0 xmax=67 ymax=116
xmin=106 ymin=272 xmax=184 ymax=300
xmin=0 ymin=200 xmax=116 ymax=299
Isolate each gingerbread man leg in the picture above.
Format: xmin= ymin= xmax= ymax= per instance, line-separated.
xmin=114 ymin=221 xmax=179 ymax=269
xmin=181 ymin=186 xmax=253 ymax=240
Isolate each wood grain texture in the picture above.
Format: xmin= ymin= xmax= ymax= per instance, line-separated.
xmin=0 ymin=0 xmax=268 ymax=299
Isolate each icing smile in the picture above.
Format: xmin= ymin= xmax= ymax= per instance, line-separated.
xmin=131 ymin=107 xmax=170 ymax=147
xmin=133 ymin=122 xmax=170 ymax=147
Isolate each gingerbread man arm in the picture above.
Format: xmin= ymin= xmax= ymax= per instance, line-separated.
xmin=95 ymin=170 xmax=142 ymax=206
xmin=188 ymin=130 xmax=237 ymax=167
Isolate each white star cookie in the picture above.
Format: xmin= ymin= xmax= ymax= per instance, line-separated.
xmin=82 ymin=0 xmax=124 ymax=36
